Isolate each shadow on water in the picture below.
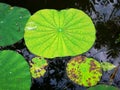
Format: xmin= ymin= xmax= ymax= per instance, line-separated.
xmin=0 ymin=0 xmax=120 ymax=90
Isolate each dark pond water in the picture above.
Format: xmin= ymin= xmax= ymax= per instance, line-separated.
xmin=0 ymin=0 xmax=120 ymax=90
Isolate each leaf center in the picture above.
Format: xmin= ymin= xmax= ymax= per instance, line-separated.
xmin=58 ymin=28 xmax=63 ymax=32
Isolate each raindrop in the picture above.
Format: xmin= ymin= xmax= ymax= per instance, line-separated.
xmin=26 ymin=26 xmax=37 ymax=30
xmin=10 ymin=7 xmax=13 ymax=10
xmin=0 ymin=21 xmax=4 ymax=24
xmin=25 ymin=22 xmax=37 ymax=30
xmin=19 ymin=16 xmax=22 ymax=19
xmin=16 ymin=23 xmax=18 ymax=26
xmin=9 ymin=72 xmax=12 ymax=74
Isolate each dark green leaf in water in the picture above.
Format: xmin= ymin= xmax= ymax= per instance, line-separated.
xmin=0 ymin=3 xmax=31 ymax=46
xmin=0 ymin=50 xmax=31 ymax=90
xmin=88 ymin=85 xmax=119 ymax=90
xmin=24 ymin=8 xmax=96 ymax=58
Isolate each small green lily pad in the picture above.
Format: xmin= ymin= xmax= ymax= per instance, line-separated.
xmin=66 ymin=56 xmax=102 ymax=87
xmin=0 ymin=3 xmax=31 ymax=46
xmin=24 ymin=8 xmax=96 ymax=58
xmin=100 ymin=62 xmax=116 ymax=71
xmin=88 ymin=85 xmax=119 ymax=90
xmin=0 ymin=50 xmax=31 ymax=90
xmin=30 ymin=57 xmax=48 ymax=78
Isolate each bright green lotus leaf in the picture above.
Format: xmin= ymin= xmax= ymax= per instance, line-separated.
xmin=100 ymin=62 xmax=116 ymax=71
xmin=30 ymin=57 xmax=48 ymax=78
xmin=66 ymin=56 xmax=102 ymax=87
xmin=0 ymin=50 xmax=31 ymax=90
xmin=24 ymin=8 xmax=96 ymax=58
xmin=88 ymin=85 xmax=119 ymax=90
xmin=0 ymin=3 xmax=31 ymax=46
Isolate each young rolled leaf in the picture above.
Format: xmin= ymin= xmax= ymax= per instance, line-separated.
xmin=30 ymin=57 xmax=48 ymax=78
xmin=0 ymin=50 xmax=31 ymax=90
xmin=66 ymin=56 xmax=102 ymax=87
xmin=115 ymin=34 xmax=120 ymax=43
xmin=88 ymin=85 xmax=119 ymax=90
xmin=100 ymin=62 xmax=116 ymax=71
xmin=0 ymin=3 xmax=31 ymax=46
xmin=24 ymin=8 xmax=96 ymax=58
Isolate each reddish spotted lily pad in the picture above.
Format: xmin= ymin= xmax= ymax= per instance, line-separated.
xmin=30 ymin=57 xmax=48 ymax=78
xmin=66 ymin=56 xmax=102 ymax=87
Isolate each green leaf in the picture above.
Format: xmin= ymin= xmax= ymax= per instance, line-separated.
xmin=0 ymin=50 xmax=31 ymax=90
xmin=115 ymin=34 xmax=120 ymax=43
xmin=66 ymin=56 xmax=102 ymax=87
xmin=24 ymin=8 xmax=96 ymax=58
xmin=0 ymin=3 xmax=31 ymax=46
xmin=100 ymin=62 xmax=116 ymax=71
xmin=88 ymin=85 xmax=119 ymax=90
xmin=30 ymin=57 xmax=48 ymax=78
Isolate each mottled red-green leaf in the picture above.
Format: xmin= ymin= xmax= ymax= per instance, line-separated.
xmin=66 ymin=56 xmax=102 ymax=87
